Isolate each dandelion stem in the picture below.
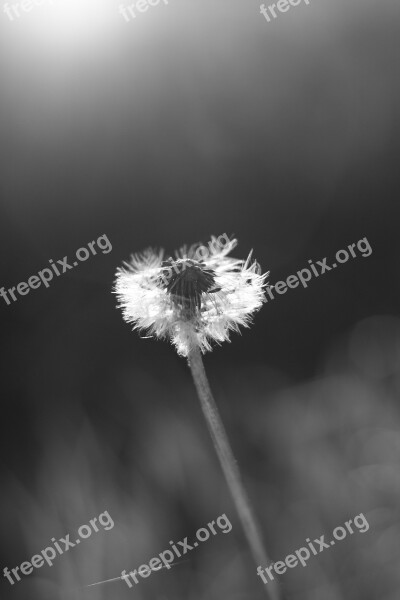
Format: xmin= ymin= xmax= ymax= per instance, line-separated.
xmin=188 ymin=346 xmax=280 ymax=600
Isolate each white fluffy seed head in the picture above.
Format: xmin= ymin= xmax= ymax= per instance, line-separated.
xmin=114 ymin=236 xmax=269 ymax=357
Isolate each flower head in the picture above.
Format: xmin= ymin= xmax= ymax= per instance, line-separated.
xmin=114 ymin=235 xmax=269 ymax=357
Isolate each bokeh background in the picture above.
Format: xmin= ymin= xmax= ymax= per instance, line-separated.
xmin=0 ymin=0 xmax=399 ymax=599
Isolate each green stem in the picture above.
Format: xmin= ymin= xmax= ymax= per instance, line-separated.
xmin=188 ymin=346 xmax=280 ymax=600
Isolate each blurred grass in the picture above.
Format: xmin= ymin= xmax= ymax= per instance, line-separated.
xmin=1 ymin=315 xmax=400 ymax=599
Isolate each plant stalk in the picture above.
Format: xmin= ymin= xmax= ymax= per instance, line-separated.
xmin=188 ymin=345 xmax=280 ymax=600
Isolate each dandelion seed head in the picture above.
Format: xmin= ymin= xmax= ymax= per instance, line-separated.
xmin=114 ymin=236 xmax=269 ymax=357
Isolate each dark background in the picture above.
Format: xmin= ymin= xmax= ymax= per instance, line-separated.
xmin=1 ymin=1 xmax=399 ymax=599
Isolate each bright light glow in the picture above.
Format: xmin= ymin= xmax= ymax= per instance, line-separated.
xmin=7 ymin=0 xmax=113 ymax=54
xmin=44 ymin=0 xmax=110 ymax=47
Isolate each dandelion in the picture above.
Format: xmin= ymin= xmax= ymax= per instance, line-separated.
xmin=115 ymin=236 xmax=267 ymax=357
xmin=114 ymin=235 xmax=280 ymax=600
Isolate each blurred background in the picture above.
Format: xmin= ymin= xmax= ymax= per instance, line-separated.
xmin=0 ymin=0 xmax=399 ymax=598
